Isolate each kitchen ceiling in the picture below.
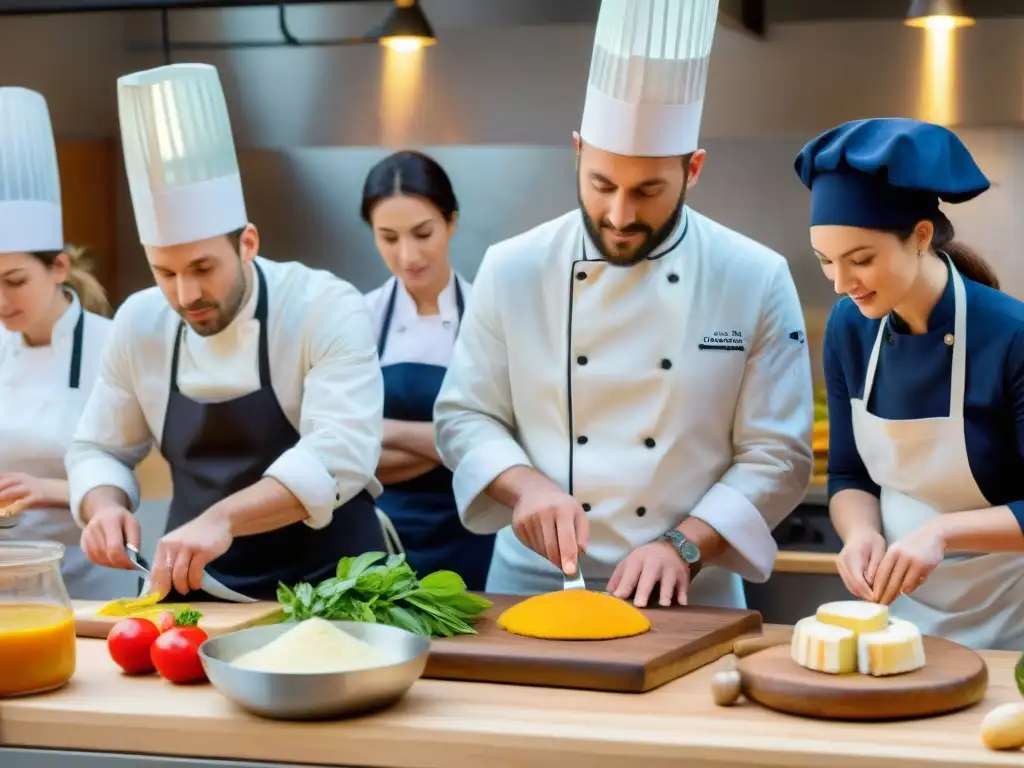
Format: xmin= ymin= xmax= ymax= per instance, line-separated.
xmin=0 ymin=1 xmax=1020 ymax=40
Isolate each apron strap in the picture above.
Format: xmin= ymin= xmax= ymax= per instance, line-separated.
xmin=946 ymin=254 xmax=968 ymax=418
xmin=170 ymin=261 xmax=272 ymax=393
xmin=454 ymin=275 xmax=465 ymax=322
xmin=862 ymin=315 xmax=888 ymax=407
xmin=253 ymin=262 xmax=271 ymax=389
xmin=377 ymin=278 xmax=399 ymax=359
xmin=68 ymin=306 xmax=85 ymax=390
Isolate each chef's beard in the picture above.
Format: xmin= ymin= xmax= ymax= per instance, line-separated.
xmin=579 ymin=187 xmax=686 ymax=267
xmin=178 ymin=257 xmax=248 ymax=337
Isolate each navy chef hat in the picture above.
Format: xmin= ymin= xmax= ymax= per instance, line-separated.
xmin=793 ymin=117 xmax=990 ymax=230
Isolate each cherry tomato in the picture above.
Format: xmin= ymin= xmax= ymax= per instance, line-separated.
xmin=107 ymin=617 xmax=160 ymax=675
xmin=151 ymin=626 xmax=209 ymax=684
xmin=157 ymin=610 xmax=176 ymax=633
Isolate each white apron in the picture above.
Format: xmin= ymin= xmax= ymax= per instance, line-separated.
xmin=851 ymin=263 xmax=1024 ymax=651
xmin=0 ymin=305 xmax=139 ymax=600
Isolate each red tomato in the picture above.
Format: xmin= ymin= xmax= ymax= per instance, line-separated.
xmin=156 ymin=610 xmax=176 ymax=633
xmin=107 ymin=617 xmax=160 ymax=675
xmin=151 ymin=626 xmax=209 ymax=684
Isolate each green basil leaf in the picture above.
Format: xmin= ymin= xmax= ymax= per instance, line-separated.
xmin=419 ymin=570 xmax=467 ymax=597
xmin=335 ymin=556 xmax=356 ymax=580
xmin=388 ymin=605 xmax=432 ymax=636
xmin=385 ymin=553 xmax=407 ymax=570
xmin=346 ymin=551 xmax=388 ymax=579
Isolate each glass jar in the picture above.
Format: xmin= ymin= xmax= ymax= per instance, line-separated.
xmin=0 ymin=540 xmax=76 ymax=698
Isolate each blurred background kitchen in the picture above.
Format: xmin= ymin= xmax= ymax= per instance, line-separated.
xmin=4 ymin=0 xmax=1019 ymax=621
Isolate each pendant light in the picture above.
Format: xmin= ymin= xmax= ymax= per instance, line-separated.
xmin=373 ymin=0 xmax=437 ymax=53
xmin=905 ymin=0 xmax=975 ymax=29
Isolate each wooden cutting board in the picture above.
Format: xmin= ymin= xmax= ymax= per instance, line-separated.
xmin=424 ymin=593 xmax=762 ymax=693
xmin=73 ymin=600 xmax=285 ymax=639
xmin=738 ymin=637 xmax=989 ymax=720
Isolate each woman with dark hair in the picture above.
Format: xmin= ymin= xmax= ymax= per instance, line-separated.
xmin=795 ymin=117 xmax=1024 ymax=650
xmin=361 ymin=150 xmax=495 ymax=588
xmin=0 ymin=87 xmax=137 ymax=599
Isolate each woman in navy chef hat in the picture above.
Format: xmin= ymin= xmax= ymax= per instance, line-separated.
xmin=795 ymin=118 xmax=1024 ymax=651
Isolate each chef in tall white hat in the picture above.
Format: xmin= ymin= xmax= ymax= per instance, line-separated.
xmin=434 ymin=0 xmax=814 ymax=608
xmin=0 ymin=87 xmax=138 ymax=599
xmin=67 ymin=63 xmax=388 ymax=602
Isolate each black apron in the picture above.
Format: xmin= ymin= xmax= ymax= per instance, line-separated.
xmin=373 ymin=277 xmax=495 ymax=590
xmin=159 ymin=263 xmax=384 ymax=602
xmin=68 ymin=307 xmax=84 ymax=388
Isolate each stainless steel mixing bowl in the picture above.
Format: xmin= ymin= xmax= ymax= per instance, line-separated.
xmin=198 ymin=620 xmax=431 ymax=720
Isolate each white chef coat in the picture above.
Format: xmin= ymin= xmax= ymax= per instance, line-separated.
xmin=0 ymin=291 xmax=139 ymax=599
xmin=364 ymin=271 xmax=472 ymax=367
xmin=433 ymin=207 xmax=814 ymax=607
xmin=66 ymin=255 xmax=385 ymax=530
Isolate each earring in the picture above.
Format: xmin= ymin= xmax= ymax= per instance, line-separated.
xmin=918 ymin=250 xmax=925 ymax=258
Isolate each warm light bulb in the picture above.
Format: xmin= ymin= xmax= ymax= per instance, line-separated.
xmin=905 ymin=14 xmax=975 ymax=30
xmin=380 ymin=36 xmax=431 ymax=53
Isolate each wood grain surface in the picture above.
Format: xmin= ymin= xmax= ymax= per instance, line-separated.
xmin=424 ymin=594 xmax=762 ymax=692
xmin=73 ymin=601 xmax=285 ymax=639
xmin=773 ymin=551 xmax=839 ymax=574
xmin=1 ymin=632 xmax=1021 ymax=768
xmin=739 ymin=637 xmax=990 ymax=721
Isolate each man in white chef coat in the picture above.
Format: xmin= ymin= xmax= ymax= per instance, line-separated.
xmin=433 ymin=0 xmax=814 ymax=608
xmin=67 ymin=63 xmax=387 ymax=602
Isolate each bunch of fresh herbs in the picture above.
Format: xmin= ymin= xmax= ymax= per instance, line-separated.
xmin=276 ymin=552 xmax=492 ymax=638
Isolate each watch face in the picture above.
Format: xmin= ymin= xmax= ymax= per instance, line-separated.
xmin=680 ymin=540 xmax=701 ymax=563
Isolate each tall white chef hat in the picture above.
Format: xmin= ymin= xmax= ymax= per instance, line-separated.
xmin=117 ymin=63 xmax=248 ymax=248
xmin=0 ymin=87 xmax=63 ymax=253
xmin=580 ymin=0 xmax=720 ymax=158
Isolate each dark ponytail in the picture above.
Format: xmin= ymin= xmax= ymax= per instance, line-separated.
xmin=891 ymin=212 xmax=1000 ymax=290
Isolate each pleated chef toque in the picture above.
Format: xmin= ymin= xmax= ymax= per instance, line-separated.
xmin=0 ymin=88 xmax=63 ymax=253
xmin=580 ymin=0 xmax=720 ymax=158
xmin=118 ymin=63 xmax=247 ymax=248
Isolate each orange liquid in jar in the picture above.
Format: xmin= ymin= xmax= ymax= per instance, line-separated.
xmin=0 ymin=603 xmax=76 ymax=697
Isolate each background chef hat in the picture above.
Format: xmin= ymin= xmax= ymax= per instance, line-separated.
xmin=579 ymin=0 xmax=720 ymax=158
xmin=0 ymin=87 xmax=63 ymax=253
xmin=118 ymin=63 xmax=248 ymax=248
xmin=794 ymin=117 xmax=990 ymax=230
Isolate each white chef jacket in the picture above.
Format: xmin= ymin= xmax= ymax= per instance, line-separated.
xmin=0 ymin=291 xmax=139 ymax=599
xmin=66 ymin=255 xmax=385 ymax=530
xmin=434 ymin=207 xmax=814 ymax=598
xmin=364 ymin=271 xmax=472 ymax=366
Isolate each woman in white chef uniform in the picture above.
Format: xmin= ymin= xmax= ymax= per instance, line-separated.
xmin=796 ymin=117 xmax=1024 ymax=650
xmin=0 ymin=87 xmax=137 ymax=599
xmin=362 ymin=150 xmax=496 ymax=589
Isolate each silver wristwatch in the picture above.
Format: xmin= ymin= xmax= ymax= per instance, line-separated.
xmin=661 ymin=529 xmax=702 ymax=578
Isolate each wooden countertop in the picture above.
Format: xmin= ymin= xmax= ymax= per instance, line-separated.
xmin=1 ymin=631 xmax=1021 ymax=767
xmin=774 ymin=550 xmax=839 ymax=575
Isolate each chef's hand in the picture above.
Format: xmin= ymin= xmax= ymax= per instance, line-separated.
xmin=512 ymin=488 xmax=589 ymax=575
xmin=608 ymin=540 xmax=690 ymax=607
xmin=150 ymin=513 xmax=233 ymax=597
xmin=871 ymin=522 xmax=945 ymax=606
xmin=0 ymin=472 xmax=62 ymax=510
xmin=835 ymin=527 xmax=886 ymax=601
xmin=80 ymin=506 xmax=141 ymax=570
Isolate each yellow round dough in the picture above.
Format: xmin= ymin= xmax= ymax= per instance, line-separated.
xmin=497 ymin=590 xmax=651 ymax=640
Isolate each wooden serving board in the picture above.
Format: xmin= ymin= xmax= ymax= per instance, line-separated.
xmin=73 ymin=600 xmax=285 ymax=639
xmin=738 ymin=637 xmax=989 ymax=721
xmin=424 ymin=593 xmax=762 ymax=693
